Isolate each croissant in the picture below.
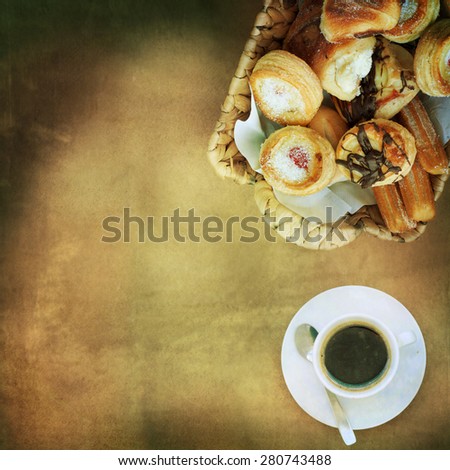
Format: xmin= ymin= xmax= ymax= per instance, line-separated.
xmin=414 ymin=19 xmax=450 ymax=96
xmin=383 ymin=0 xmax=440 ymax=43
xmin=283 ymin=0 xmax=376 ymax=101
xmin=321 ymin=0 xmax=402 ymax=43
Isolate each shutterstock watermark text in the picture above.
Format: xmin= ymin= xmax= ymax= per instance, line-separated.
xmin=101 ymin=208 xmax=346 ymax=244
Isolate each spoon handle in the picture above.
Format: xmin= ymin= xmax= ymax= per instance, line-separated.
xmin=325 ymin=389 xmax=356 ymax=446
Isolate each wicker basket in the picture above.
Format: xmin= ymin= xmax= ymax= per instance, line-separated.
xmin=207 ymin=0 xmax=450 ymax=250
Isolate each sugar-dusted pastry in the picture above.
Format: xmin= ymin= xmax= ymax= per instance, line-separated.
xmin=308 ymin=106 xmax=348 ymax=149
xmin=397 ymin=98 xmax=448 ymax=175
xmin=336 ymin=119 xmax=416 ymax=188
xmin=333 ymin=38 xmax=419 ymax=125
xmin=249 ymin=50 xmax=323 ymax=126
xmin=383 ymin=0 xmax=440 ymax=43
xmin=398 ymin=160 xmax=436 ymax=222
xmin=414 ymin=19 xmax=450 ymax=96
xmin=373 ymin=184 xmax=417 ymax=233
xmin=259 ymin=126 xmax=336 ymax=196
xmin=283 ymin=0 xmax=376 ymax=101
xmin=320 ymin=0 xmax=401 ymax=43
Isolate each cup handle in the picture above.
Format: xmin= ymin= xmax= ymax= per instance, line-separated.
xmin=396 ymin=330 xmax=416 ymax=348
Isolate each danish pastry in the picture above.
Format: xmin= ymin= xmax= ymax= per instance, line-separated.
xmin=383 ymin=0 xmax=440 ymax=43
xmin=259 ymin=126 xmax=336 ymax=196
xmin=321 ymin=0 xmax=401 ymax=43
xmin=333 ymin=38 xmax=419 ymax=124
xmin=414 ymin=19 xmax=450 ymax=96
xmin=284 ymin=0 xmax=376 ymax=101
xmin=336 ymin=119 xmax=416 ymax=188
xmin=249 ymin=50 xmax=323 ymax=126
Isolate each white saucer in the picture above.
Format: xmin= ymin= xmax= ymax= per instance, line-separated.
xmin=281 ymin=286 xmax=426 ymax=430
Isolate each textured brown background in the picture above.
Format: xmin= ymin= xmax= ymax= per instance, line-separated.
xmin=0 ymin=0 xmax=449 ymax=450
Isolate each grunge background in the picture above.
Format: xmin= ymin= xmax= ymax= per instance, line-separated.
xmin=0 ymin=0 xmax=449 ymax=449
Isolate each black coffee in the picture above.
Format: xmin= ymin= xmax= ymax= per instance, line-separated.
xmin=324 ymin=326 xmax=388 ymax=386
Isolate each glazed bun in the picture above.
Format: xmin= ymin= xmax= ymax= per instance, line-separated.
xmin=249 ymin=50 xmax=323 ymax=126
xmin=336 ymin=119 xmax=416 ymax=188
xmin=308 ymin=106 xmax=348 ymax=149
xmin=320 ymin=0 xmax=401 ymax=43
xmin=260 ymin=126 xmax=337 ymax=196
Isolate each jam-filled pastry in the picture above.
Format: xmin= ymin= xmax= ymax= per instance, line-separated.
xmin=414 ymin=19 xmax=450 ymax=96
xmin=383 ymin=0 xmax=440 ymax=43
xmin=336 ymin=119 xmax=416 ymax=188
xmin=333 ymin=38 xmax=419 ymax=125
xmin=249 ymin=50 xmax=323 ymax=126
xmin=320 ymin=0 xmax=401 ymax=43
xmin=259 ymin=126 xmax=336 ymax=196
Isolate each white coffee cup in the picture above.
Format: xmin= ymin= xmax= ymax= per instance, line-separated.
xmin=311 ymin=314 xmax=416 ymax=399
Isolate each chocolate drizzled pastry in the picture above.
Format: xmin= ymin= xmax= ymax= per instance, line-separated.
xmin=336 ymin=119 xmax=417 ymax=188
xmin=338 ymin=124 xmax=402 ymax=187
xmin=333 ymin=38 xmax=419 ymax=125
xmin=332 ymin=41 xmax=381 ymax=125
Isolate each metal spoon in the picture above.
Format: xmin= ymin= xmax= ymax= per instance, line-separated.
xmin=295 ymin=324 xmax=356 ymax=446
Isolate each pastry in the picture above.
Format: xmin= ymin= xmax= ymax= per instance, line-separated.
xmin=259 ymin=126 xmax=336 ymax=196
xmin=396 ymin=97 xmax=448 ymax=174
xmin=308 ymin=106 xmax=348 ymax=149
xmin=383 ymin=0 xmax=440 ymax=43
xmin=414 ymin=19 xmax=450 ymax=96
xmin=398 ymin=160 xmax=436 ymax=222
xmin=336 ymin=119 xmax=416 ymax=188
xmin=373 ymin=184 xmax=417 ymax=233
xmin=321 ymin=0 xmax=401 ymax=43
xmin=442 ymin=0 xmax=450 ymax=18
xmin=283 ymin=0 xmax=376 ymax=101
xmin=249 ymin=50 xmax=323 ymax=126
xmin=333 ymin=38 xmax=419 ymax=124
